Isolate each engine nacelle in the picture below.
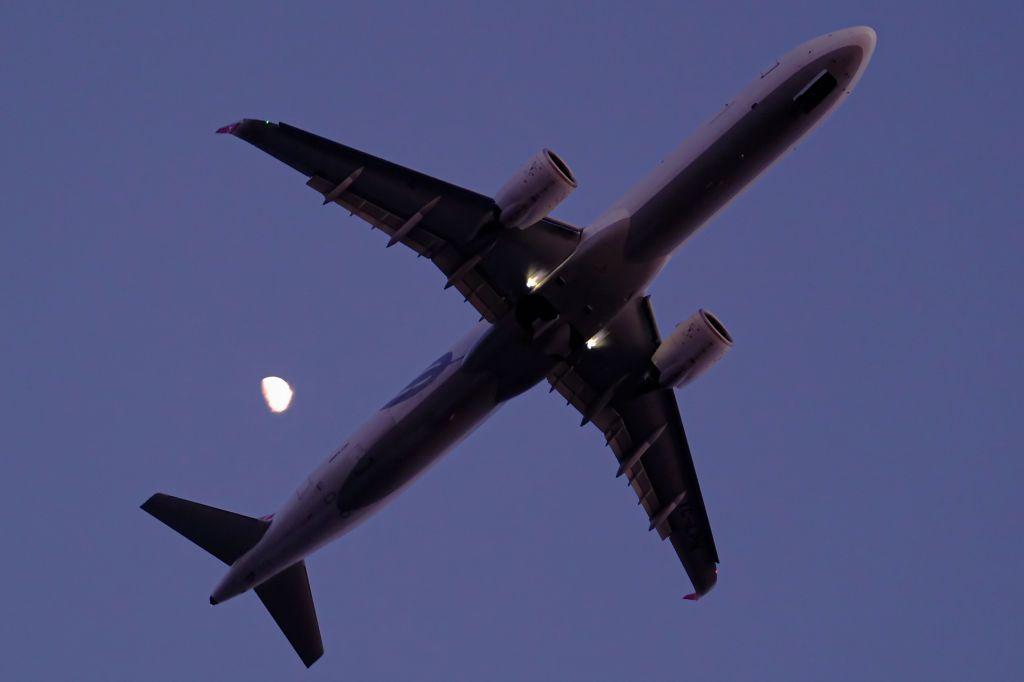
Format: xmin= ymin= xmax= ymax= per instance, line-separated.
xmin=652 ymin=309 xmax=733 ymax=388
xmin=495 ymin=149 xmax=577 ymax=229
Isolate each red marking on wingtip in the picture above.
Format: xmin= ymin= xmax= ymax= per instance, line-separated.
xmin=683 ymin=593 xmax=699 ymax=601
xmin=216 ymin=122 xmax=241 ymax=135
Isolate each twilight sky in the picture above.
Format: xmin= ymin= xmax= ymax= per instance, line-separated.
xmin=2 ymin=2 xmax=1022 ymax=680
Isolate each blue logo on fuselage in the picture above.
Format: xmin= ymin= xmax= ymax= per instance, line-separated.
xmin=382 ymin=351 xmax=456 ymax=409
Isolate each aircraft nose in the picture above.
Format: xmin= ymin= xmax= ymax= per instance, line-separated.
xmin=816 ymin=26 xmax=877 ymax=87
xmin=843 ymin=25 xmax=877 ymax=60
xmin=842 ymin=26 xmax=877 ymax=85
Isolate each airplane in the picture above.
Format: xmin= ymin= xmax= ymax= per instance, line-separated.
xmin=142 ymin=26 xmax=876 ymax=667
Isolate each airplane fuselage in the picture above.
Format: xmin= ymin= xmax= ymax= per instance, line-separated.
xmin=211 ymin=27 xmax=876 ymax=604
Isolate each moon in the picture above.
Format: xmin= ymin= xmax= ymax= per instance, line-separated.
xmin=261 ymin=376 xmax=294 ymax=413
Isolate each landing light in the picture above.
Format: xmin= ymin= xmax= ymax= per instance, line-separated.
xmin=526 ymin=273 xmax=544 ymax=289
xmin=261 ymin=376 xmax=294 ymax=413
xmin=586 ymin=331 xmax=607 ymax=350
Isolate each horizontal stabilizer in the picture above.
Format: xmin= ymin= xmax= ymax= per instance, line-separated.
xmin=255 ymin=561 xmax=324 ymax=667
xmin=140 ymin=493 xmax=269 ymax=565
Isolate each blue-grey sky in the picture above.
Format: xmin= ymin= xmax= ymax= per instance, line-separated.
xmin=3 ymin=2 xmax=1022 ymax=680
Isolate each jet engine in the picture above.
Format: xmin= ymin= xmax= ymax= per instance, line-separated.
xmin=652 ymin=309 xmax=733 ymax=388
xmin=495 ymin=149 xmax=577 ymax=229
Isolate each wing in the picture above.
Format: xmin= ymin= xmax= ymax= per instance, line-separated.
xmin=547 ymin=297 xmax=720 ymax=598
xmin=219 ymin=119 xmax=581 ymax=322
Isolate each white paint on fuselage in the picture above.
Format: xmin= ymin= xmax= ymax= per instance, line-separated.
xmin=211 ymin=27 xmax=876 ymax=604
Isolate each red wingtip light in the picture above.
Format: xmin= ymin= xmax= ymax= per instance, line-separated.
xmin=683 ymin=593 xmax=699 ymax=601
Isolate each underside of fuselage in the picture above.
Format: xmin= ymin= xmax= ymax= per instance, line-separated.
xmin=624 ymin=42 xmax=869 ymax=261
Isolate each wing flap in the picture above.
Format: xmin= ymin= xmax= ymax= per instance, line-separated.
xmin=236 ymin=120 xmax=496 ymax=229
xmin=306 ymin=174 xmax=446 ymax=255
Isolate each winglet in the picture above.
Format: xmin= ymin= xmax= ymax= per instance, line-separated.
xmin=216 ymin=121 xmax=242 ymax=135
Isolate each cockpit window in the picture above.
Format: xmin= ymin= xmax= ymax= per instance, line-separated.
xmin=793 ymin=69 xmax=838 ymax=114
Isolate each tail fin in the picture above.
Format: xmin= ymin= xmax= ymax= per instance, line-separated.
xmin=140 ymin=493 xmax=269 ymax=564
xmin=141 ymin=493 xmax=324 ymax=667
xmin=255 ymin=561 xmax=324 ymax=667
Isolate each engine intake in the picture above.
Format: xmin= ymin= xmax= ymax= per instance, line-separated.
xmin=652 ymin=309 xmax=733 ymax=388
xmin=495 ymin=149 xmax=577 ymax=229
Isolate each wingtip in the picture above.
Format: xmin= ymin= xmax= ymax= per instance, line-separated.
xmin=684 ymin=566 xmax=719 ymax=601
xmin=216 ymin=121 xmax=242 ymax=135
xmin=217 ymin=118 xmax=279 ymax=135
